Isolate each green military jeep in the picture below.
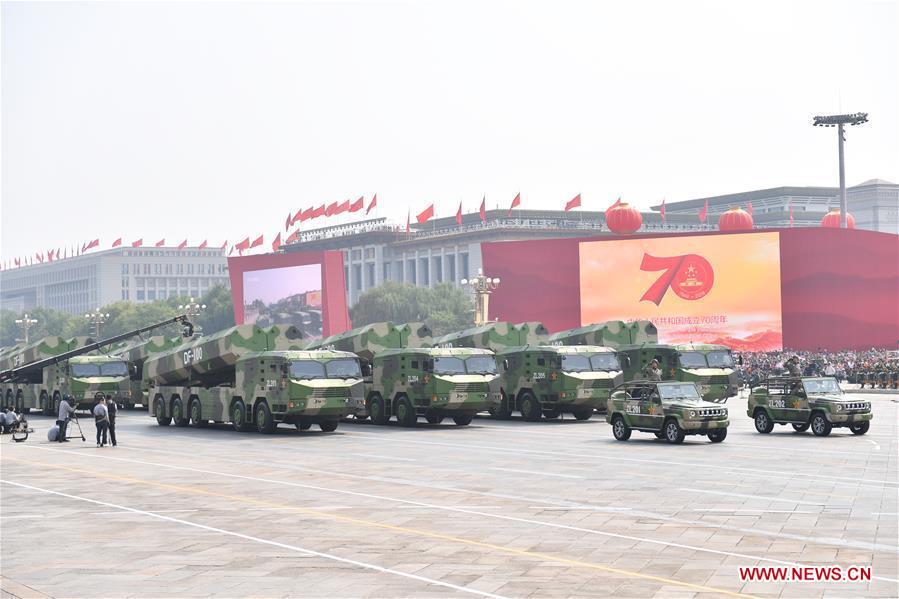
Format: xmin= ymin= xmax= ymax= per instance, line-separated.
xmin=747 ymin=376 xmax=872 ymax=436
xmin=606 ymin=380 xmax=729 ymax=444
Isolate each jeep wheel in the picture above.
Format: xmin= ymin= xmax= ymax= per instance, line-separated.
xmin=452 ymin=412 xmax=474 ymax=426
xmin=850 ymin=421 xmax=870 ymax=435
xmin=754 ymin=410 xmax=774 ymax=434
xmin=707 ymin=429 xmax=727 ymax=443
xmin=791 ymin=422 xmax=809 ymax=433
xmin=255 ymin=401 xmax=276 ymax=434
xmin=519 ymin=391 xmax=542 ymax=422
xmin=368 ymin=394 xmax=389 ymax=425
xmin=425 ymin=412 xmax=444 ymax=425
xmin=664 ymin=419 xmax=686 ymax=444
xmin=319 ymin=420 xmax=339 ymax=432
xmin=611 ymin=415 xmax=631 ymax=441
xmin=395 ymin=396 xmax=417 ymax=427
xmin=573 ymin=408 xmax=593 ymax=421
xmin=810 ymin=413 xmax=832 ymax=437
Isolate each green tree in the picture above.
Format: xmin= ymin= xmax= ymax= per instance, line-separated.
xmin=349 ymin=282 xmax=473 ymax=337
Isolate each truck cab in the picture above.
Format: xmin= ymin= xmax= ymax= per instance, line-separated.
xmin=619 ymin=343 xmax=738 ymax=401
xmin=45 ymin=355 xmax=131 ymax=411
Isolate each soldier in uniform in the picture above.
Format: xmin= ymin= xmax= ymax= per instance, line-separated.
xmin=642 ymin=359 xmax=662 ymax=381
xmin=785 ymin=355 xmax=801 ymax=377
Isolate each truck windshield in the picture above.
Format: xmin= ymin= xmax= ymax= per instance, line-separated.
xmin=658 ymin=383 xmax=702 ymax=401
xmin=590 ymin=354 xmax=621 ymax=371
xmin=803 ymin=378 xmax=841 ymax=395
xmin=70 ymin=364 xmax=100 ymax=377
xmin=465 ymin=355 xmax=497 ymax=374
xmin=678 ymin=352 xmax=707 ymax=368
xmin=289 ymin=360 xmax=327 ymax=379
xmin=706 ymin=351 xmax=734 ymax=368
xmin=561 ymin=355 xmax=591 ymax=372
xmin=434 ymin=356 xmax=467 ymax=375
xmin=324 ymin=359 xmax=362 ymax=378
xmin=99 ymin=362 xmax=129 ymax=376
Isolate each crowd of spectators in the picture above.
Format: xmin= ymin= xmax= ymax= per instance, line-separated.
xmin=736 ymin=348 xmax=899 ymax=388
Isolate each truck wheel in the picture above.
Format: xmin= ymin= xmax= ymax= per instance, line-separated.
xmin=189 ymin=399 xmax=207 ymax=427
xmin=452 ymin=412 xmax=474 ymax=426
xmin=489 ymin=392 xmax=513 ymax=420
xmin=573 ymin=408 xmax=593 ymax=421
xmin=708 ymin=429 xmax=727 ymax=443
xmin=519 ymin=391 xmax=542 ymax=421
xmin=810 ymin=412 xmax=832 ymax=437
xmin=754 ymin=409 xmax=774 ymax=434
xmin=425 ymin=412 xmax=444 ymax=425
xmin=664 ymin=419 xmax=686 ymax=444
xmin=611 ymin=415 xmax=631 ymax=441
xmin=254 ymin=401 xmax=276 ymax=434
xmin=319 ymin=420 xmax=339 ymax=432
xmin=792 ymin=422 xmax=809 ymax=433
xmin=850 ymin=421 xmax=870 ymax=435
xmin=171 ymin=397 xmax=189 ymax=427
xmin=15 ymin=394 xmax=24 ymax=414
xmin=154 ymin=397 xmax=171 ymax=426
xmin=395 ymin=396 xmax=417 ymax=427
xmin=231 ymin=400 xmax=251 ymax=433
xmin=368 ymin=394 xmax=389 ymax=425
xmin=543 ymin=408 xmax=560 ymax=419
xmin=40 ymin=392 xmax=49 ymax=417
xmin=295 ymin=422 xmax=312 ymax=431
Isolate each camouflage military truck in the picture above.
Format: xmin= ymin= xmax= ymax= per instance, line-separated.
xmin=114 ymin=335 xmax=188 ymax=409
xmin=144 ymin=324 xmax=364 ymax=433
xmin=606 ymin=380 xmax=729 ymax=444
xmin=309 ymin=322 xmax=501 ymax=426
xmin=0 ymin=336 xmax=131 ymax=414
xmin=747 ymin=376 xmax=872 ymax=436
xmin=549 ymin=320 xmax=658 ymax=348
xmin=435 ymin=322 xmax=623 ymax=421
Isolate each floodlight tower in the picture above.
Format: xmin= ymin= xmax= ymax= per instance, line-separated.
xmin=15 ymin=314 xmax=38 ymax=344
xmin=812 ymin=112 xmax=868 ymax=228
xmin=461 ymin=269 xmax=501 ymax=326
xmin=178 ymin=297 xmax=206 ymax=334
xmin=85 ymin=308 xmax=110 ymax=339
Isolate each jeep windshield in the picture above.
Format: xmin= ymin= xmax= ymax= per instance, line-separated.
xmin=678 ymin=352 xmax=707 ymax=368
xmin=433 ymin=356 xmax=467 ymax=375
xmin=802 ymin=378 xmax=842 ymax=395
xmin=658 ymin=383 xmax=702 ymax=402
xmin=705 ymin=351 xmax=734 ymax=368
xmin=465 ymin=355 xmax=498 ymax=375
xmin=590 ymin=354 xmax=621 ymax=371
xmin=70 ymin=362 xmax=128 ymax=377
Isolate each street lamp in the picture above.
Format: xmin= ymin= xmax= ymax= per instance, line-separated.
xmin=85 ymin=308 xmax=110 ymax=339
xmin=460 ymin=269 xmax=501 ymax=326
xmin=178 ymin=297 xmax=206 ymax=334
xmin=812 ymin=112 xmax=868 ymax=228
xmin=14 ymin=314 xmax=38 ymax=344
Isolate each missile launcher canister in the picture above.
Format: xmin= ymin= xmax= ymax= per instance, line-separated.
xmin=548 ymin=320 xmax=658 ymax=348
xmin=115 ymin=335 xmax=188 ymax=408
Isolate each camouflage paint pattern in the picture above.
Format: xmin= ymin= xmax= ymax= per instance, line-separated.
xmin=548 ymin=320 xmax=657 ymax=348
xmin=114 ymin=335 xmax=186 ymax=407
xmin=308 ymin=322 xmax=432 ymax=362
xmin=747 ymin=376 xmax=872 ymax=433
xmin=617 ymin=343 xmax=739 ymax=402
xmin=606 ymin=380 xmax=729 ymax=442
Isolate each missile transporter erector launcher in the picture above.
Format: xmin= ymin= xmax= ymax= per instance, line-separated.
xmin=309 ymin=322 xmax=501 ymax=426
xmin=550 ymin=321 xmax=738 ymax=402
xmin=144 ymin=324 xmax=364 ymax=433
xmin=114 ymin=335 xmax=187 ymax=409
xmin=435 ymin=322 xmax=623 ymax=421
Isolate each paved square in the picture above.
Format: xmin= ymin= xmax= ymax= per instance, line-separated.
xmin=2 ymin=392 xmax=896 ymax=598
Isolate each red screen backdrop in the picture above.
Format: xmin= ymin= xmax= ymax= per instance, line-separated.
xmin=228 ymin=251 xmax=350 ymax=338
xmin=482 ymin=229 xmax=899 ymax=351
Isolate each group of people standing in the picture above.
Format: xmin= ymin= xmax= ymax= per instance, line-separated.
xmin=56 ymin=394 xmax=118 ymax=446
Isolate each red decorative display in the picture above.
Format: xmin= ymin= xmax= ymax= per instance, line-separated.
xmin=821 ymin=209 xmax=855 ymax=229
xmin=717 ymin=207 xmax=754 ymax=231
xmin=605 ymin=202 xmax=643 ymax=234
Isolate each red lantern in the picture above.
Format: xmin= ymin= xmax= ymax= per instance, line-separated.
xmin=605 ymin=202 xmax=643 ymax=234
xmin=821 ymin=209 xmax=855 ymax=229
xmin=717 ymin=206 xmax=753 ymax=231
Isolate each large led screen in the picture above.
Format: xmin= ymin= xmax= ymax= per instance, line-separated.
xmin=242 ymin=263 xmax=324 ymax=339
xmin=579 ymin=232 xmax=783 ymax=351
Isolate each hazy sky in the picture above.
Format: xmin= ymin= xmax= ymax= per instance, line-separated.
xmin=2 ymin=0 xmax=897 ymax=259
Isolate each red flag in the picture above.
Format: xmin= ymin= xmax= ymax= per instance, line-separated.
xmin=235 ymin=237 xmax=250 ymax=251
xmin=177 ymin=239 xmax=188 ymax=250
xmin=324 ymin=201 xmax=339 ymax=216
xmin=312 ymin=204 xmax=326 ymax=218
xmin=198 ymin=240 xmax=208 ymax=249
xmin=660 ymin=198 xmax=666 ymax=222
xmin=300 ymin=207 xmax=314 ymax=222
xmin=81 ymin=242 xmax=88 ymax=253
xmin=272 ymin=232 xmax=282 ymax=251
xmin=292 ymin=209 xmax=303 ymax=226
xmin=416 ymin=204 xmax=435 ymax=224
xmin=456 ymin=201 xmax=463 ymax=225
xmin=565 ymin=194 xmax=581 ymax=211
xmin=47 ymin=249 xmax=54 ymax=262
xmin=132 ymin=239 xmax=143 ymax=247
xmin=86 ymin=238 xmax=99 ymax=250
xmin=155 ymin=239 xmax=165 ymax=247
xmin=349 ymin=196 xmax=364 ymax=212
xmin=746 ymin=201 xmax=753 ymax=216
xmin=334 ymin=199 xmax=351 ymax=215
xmin=366 ymin=194 xmax=378 ymax=215
xmin=285 ymin=230 xmax=301 ymax=244
xmin=406 ymin=209 xmax=411 ymax=233
xmin=250 ymin=235 xmax=263 ymax=248
xmin=112 ymin=238 xmax=122 ymax=247
xmin=36 ymin=252 xmax=44 ymax=263
xmin=508 ymin=192 xmax=521 ymax=216
xmin=479 ymin=196 xmax=486 ymax=222
xmin=698 ymin=200 xmax=708 ymax=223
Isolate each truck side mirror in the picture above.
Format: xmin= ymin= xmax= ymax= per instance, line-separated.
xmin=502 ymin=359 xmax=509 ymax=370
xmin=619 ymin=355 xmax=631 ymax=368
xmin=362 ymin=363 xmax=373 ymax=377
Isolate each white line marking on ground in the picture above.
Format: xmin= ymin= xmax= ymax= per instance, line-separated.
xmin=14 ymin=443 xmax=899 ymax=570
xmin=678 ymin=488 xmax=831 ymax=507
xmin=488 ymin=467 xmax=584 ymax=479
xmin=0 ymin=479 xmax=509 ymax=599
xmin=693 ymin=509 xmax=817 ymax=514
xmin=349 ymin=453 xmax=416 ymax=462
xmin=0 ymin=515 xmax=43 ymax=519
xmin=529 ymin=507 xmax=632 ymax=511
xmin=866 ymin=439 xmax=881 ymax=450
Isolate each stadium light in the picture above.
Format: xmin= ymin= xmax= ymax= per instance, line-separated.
xmin=85 ymin=308 xmax=110 ymax=339
xmin=461 ymin=269 xmax=501 ymax=326
xmin=178 ymin=297 xmax=206 ymax=334
xmin=14 ymin=314 xmax=38 ymax=344
xmin=812 ymin=112 xmax=869 ymax=228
